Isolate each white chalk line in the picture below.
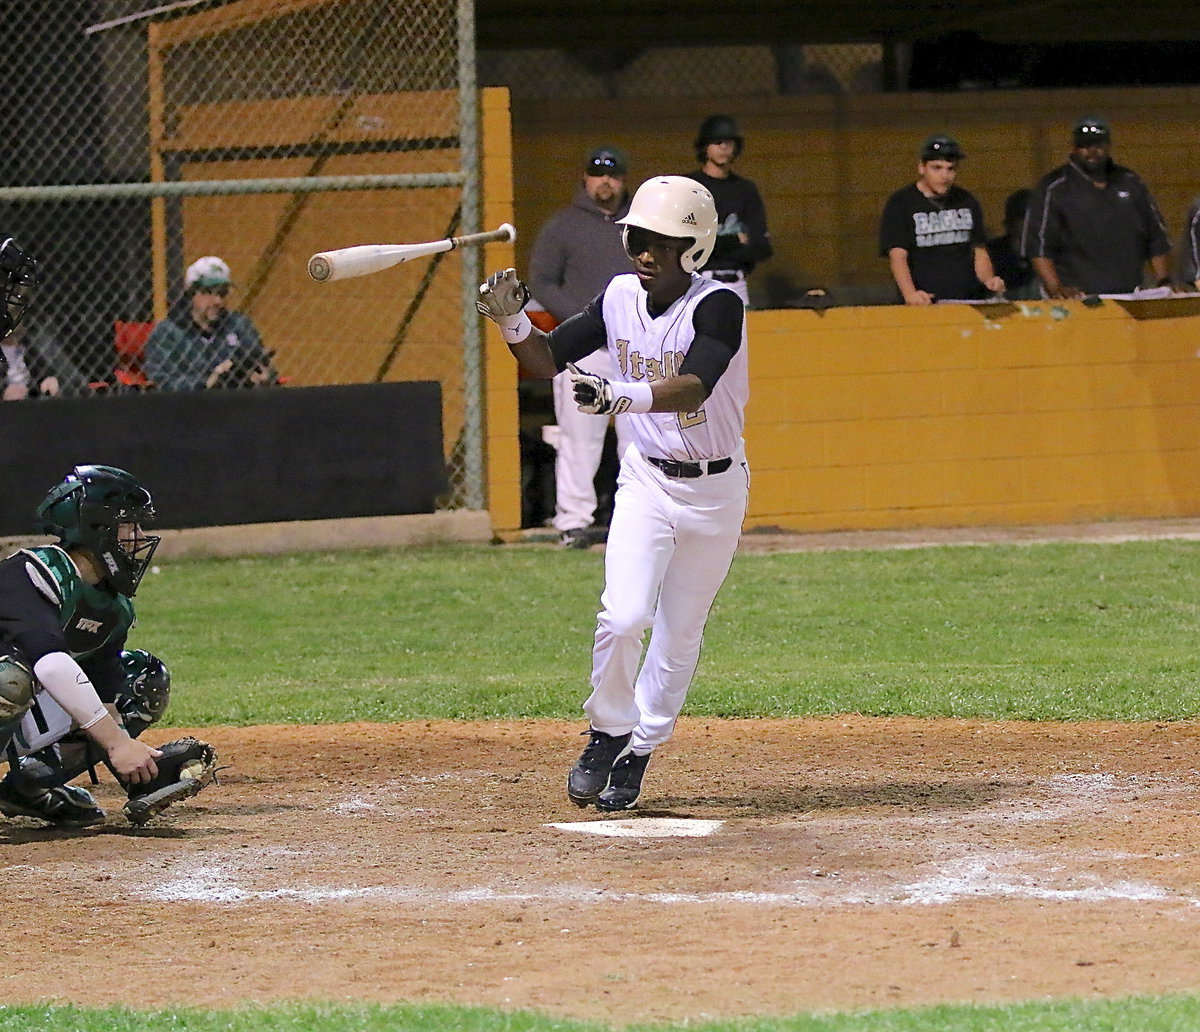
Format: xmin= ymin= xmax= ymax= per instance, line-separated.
xmin=13 ymin=772 xmax=1195 ymax=912
xmin=140 ymin=847 xmax=1191 ymax=909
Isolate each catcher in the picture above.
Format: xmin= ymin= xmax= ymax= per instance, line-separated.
xmin=0 ymin=464 xmax=217 ymax=827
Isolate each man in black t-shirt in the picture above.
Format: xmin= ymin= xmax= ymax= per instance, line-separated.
xmin=879 ymin=134 xmax=1004 ymax=304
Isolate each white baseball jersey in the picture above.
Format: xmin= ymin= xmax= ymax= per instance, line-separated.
xmin=600 ymin=273 xmax=747 ymax=462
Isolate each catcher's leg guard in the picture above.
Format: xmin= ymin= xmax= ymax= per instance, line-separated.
xmin=0 ymin=758 xmax=105 ymax=827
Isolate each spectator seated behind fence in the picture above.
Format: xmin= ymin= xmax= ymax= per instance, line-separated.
xmin=142 ymin=256 xmax=280 ymax=391
xmin=879 ymin=134 xmax=1003 ymax=304
xmin=1021 ymin=116 xmax=1171 ymax=299
xmin=1 ymin=318 xmax=91 ymax=400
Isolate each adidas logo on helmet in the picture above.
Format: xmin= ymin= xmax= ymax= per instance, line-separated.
xmin=682 ymin=212 xmax=697 ymax=226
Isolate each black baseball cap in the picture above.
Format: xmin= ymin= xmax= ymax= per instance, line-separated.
xmin=585 ymin=145 xmax=628 ymax=177
xmin=1073 ymin=116 xmax=1111 ymax=146
xmin=920 ymin=134 xmax=964 ymax=162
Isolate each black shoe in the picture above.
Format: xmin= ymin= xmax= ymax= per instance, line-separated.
xmin=567 ymin=728 xmax=631 ymax=807
xmin=0 ymin=775 xmax=105 ymax=827
xmin=560 ymin=528 xmax=591 ymax=550
xmin=597 ymin=751 xmax=650 ymax=811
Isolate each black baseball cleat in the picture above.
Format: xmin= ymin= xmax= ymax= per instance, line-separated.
xmin=567 ymin=728 xmax=631 ymax=807
xmin=0 ymin=776 xmax=105 ymax=827
xmin=597 ymin=751 xmax=650 ymax=811
xmin=560 ymin=528 xmax=592 ymax=550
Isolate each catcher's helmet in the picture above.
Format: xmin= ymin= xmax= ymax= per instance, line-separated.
xmin=694 ymin=114 xmax=743 ymax=161
xmin=36 ymin=465 xmax=160 ymax=596
xmin=617 ymin=176 xmax=718 ymax=274
xmin=0 ymin=238 xmax=37 ymax=339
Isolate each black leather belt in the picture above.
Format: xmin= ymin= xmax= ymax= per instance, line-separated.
xmin=710 ymin=270 xmax=745 ymax=282
xmin=647 ymin=456 xmax=733 ymax=479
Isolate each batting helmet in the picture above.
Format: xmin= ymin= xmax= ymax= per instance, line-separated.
xmin=36 ymin=465 xmax=160 ymax=597
xmin=694 ymin=114 xmax=744 ymax=162
xmin=617 ymin=176 xmax=718 ymax=274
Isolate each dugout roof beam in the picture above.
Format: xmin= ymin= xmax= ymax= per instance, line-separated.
xmin=475 ymin=1 xmax=1200 ymax=49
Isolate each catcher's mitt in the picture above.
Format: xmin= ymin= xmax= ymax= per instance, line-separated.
xmin=124 ymin=737 xmax=218 ymax=825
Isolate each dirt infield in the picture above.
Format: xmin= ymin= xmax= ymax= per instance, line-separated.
xmin=3 ymin=718 xmax=1200 ymax=1023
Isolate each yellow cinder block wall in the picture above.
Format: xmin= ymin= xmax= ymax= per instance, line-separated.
xmin=743 ymin=300 xmax=1200 ymax=532
xmin=487 ymin=85 xmax=1200 ymax=535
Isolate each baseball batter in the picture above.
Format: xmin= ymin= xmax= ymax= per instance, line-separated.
xmin=478 ymin=175 xmax=749 ymax=810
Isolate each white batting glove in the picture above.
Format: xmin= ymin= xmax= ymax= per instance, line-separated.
xmin=567 ymin=362 xmax=614 ymax=414
xmin=566 ymin=363 xmax=655 ymax=415
xmin=477 ymin=268 xmax=532 ymax=343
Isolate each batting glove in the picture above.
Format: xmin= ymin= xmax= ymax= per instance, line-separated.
xmin=477 ymin=268 xmax=532 ymax=343
xmin=567 ymin=363 xmax=654 ymax=415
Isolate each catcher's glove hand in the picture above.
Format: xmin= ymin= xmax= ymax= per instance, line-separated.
xmin=123 ymin=736 xmax=218 ymax=825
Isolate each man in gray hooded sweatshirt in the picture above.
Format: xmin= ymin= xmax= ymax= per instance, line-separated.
xmin=529 ymin=145 xmax=635 ymax=549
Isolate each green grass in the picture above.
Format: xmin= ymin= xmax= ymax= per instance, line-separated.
xmin=7 ymin=994 xmax=1200 ymax=1031
xmin=136 ymin=539 xmax=1200 ymax=726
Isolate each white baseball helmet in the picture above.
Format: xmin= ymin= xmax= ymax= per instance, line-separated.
xmin=617 ymin=175 xmax=717 ymax=274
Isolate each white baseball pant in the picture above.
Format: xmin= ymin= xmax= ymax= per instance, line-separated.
xmin=583 ymin=442 xmax=749 ymax=752
xmin=550 ymin=346 xmax=631 ymax=533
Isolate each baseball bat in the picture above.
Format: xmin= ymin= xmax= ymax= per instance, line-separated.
xmin=307 ymin=223 xmax=516 ymax=283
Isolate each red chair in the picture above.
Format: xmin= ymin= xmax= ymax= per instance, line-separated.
xmin=113 ymin=320 xmax=155 ymax=388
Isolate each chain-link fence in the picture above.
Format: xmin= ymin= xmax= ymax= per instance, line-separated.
xmin=478 ymin=44 xmax=884 ymax=100
xmin=2 ymin=1 xmax=883 ymax=515
xmin=1 ymin=0 xmax=488 ymax=506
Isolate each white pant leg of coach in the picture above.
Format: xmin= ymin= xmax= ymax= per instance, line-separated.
xmin=584 ymin=445 xmax=748 ymax=745
xmin=551 ymin=347 xmax=621 ymax=533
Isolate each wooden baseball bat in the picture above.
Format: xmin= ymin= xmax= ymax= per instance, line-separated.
xmin=308 ymin=223 xmax=516 ymax=283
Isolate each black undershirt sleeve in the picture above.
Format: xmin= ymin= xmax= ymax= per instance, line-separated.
xmin=547 ymin=290 xmax=609 ymax=372
xmin=679 ymin=290 xmax=743 ymax=396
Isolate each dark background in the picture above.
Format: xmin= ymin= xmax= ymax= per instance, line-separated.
xmin=0 ymin=382 xmax=447 ymax=535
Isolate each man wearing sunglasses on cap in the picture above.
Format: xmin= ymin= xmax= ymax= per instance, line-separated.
xmin=528 ymin=145 xmax=636 ymax=549
xmin=1022 ymin=116 xmax=1171 ymax=299
xmin=143 ymin=255 xmax=280 ymax=391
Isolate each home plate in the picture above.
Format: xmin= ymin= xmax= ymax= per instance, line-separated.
xmin=546 ymin=818 xmax=723 ymax=838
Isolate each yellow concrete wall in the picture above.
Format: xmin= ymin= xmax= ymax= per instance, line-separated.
xmin=744 ymin=298 xmax=1200 ymax=531
xmin=481 ymin=87 xmax=523 ymax=532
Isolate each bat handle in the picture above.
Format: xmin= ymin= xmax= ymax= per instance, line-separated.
xmin=308 ymin=255 xmax=333 ymax=282
xmin=449 ymin=224 xmax=517 ymax=251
